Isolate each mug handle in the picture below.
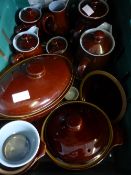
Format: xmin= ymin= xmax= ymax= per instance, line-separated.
xmin=42 ymin=13 xmax=55 ymax=35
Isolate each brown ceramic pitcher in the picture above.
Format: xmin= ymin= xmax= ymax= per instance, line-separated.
xmin=77 ymin=22 xmax=115 ymax=78
xmin=42 ymin=0 xmax=69 ymax=35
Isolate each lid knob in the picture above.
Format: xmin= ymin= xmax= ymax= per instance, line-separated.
xmin=94 ymin=30 xmax=105 ymax=43
xmin=26 ymin=60 xmax=45 ymax=79
xmin=66 ymin=114 xmax=83 ymax=132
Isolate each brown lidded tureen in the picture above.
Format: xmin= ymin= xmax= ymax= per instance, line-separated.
xmin=0 ymin=54 xmax=73 ymax=121
xmin=41 ymin=101 xmax=123 ymax=170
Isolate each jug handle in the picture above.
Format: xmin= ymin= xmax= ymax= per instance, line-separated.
xmin=42 ymin=14 xmax=55 ymax=35
xmin=26 ymin=26 xmax=39 ymax=36
xmin=77 ymin=57 xmax=96 ymax=78
xmin=96 ymin=22 xmax=112 ymax=34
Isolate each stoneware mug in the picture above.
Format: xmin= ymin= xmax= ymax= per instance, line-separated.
xmin=42 ymin=0 xmax=69 ymax=35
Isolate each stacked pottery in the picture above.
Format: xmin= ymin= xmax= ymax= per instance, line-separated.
xmin=0 ymin=0 xmax=128 ymax=174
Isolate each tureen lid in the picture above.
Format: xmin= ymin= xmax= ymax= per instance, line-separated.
xmin=42 ymin=101 xmax=113 ymax=168
xmin=0 ymin=54 xmax=73 ymax=118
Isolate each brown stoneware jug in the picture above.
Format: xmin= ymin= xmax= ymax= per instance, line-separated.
xmin=73 ymin=0 xmax=109 ymax=38
xmin=77 ymin=23 xmax=115 ymax=77
xmin=42 ymin=0 xmax=69 ymax=35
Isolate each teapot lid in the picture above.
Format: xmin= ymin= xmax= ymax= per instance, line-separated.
xmin=42 ymin=101 xmax=113 ymax=168
xmin=0 ymin=54 xmax=73 ymax=119
xmin=80 ymin=29 xmax=115 ymax=56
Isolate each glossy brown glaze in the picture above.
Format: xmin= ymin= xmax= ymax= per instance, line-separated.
xmin=82 ymin=30 xmax=113 ymax=55
xmin=47 ymin=37 xmax=67 ymax=54
xmin=0 ymin=54 xmax=73 ymax=121
xmin=42 ymin=101 xmax=113 ymax=168
xmin=16 ymin=34 xmax=38 ymax=51
xmin=77 ymin=29 xmax=115 ymax=77
xmin=73 ymin=0 xmax=109 ymax=39
xmin=42 ymin=1 xmax=69 ymax=35
xmin=15 ymin=7 xmax=42 ymax=36
xmin=80 ymin=71 xmax=127 ymax=123
xmin=79 ymin=0 xmax=109 ymax=28
xmin=11 ymin=44 xmax=44 ymax=64
xmin=20 ymin=8 xmax=41 ymax=23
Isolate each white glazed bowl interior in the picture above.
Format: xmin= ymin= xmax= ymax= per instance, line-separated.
xmin=0 ymin=120 xmax=40 ymax=168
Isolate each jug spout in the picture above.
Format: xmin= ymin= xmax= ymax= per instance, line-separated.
xmin=26 ymin=26 xmax=39 ymax=36
xmin=96 ymin=22 xmax=112 ymax=33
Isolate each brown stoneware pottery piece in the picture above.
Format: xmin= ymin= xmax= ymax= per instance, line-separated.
xmin=80 ymin=70 xmax=127 ymax=123
xmin=46 ymin=36 xmax=73 ymax=62
xmin=15 ymin=6 xmax=42 ymax=35
xmin=42 ymin=1 xmax=69 ymax=35
xmin=12 ymin=26 xmax=44 ymax=64
xmin=77 ymin=24 xmax=115 ymax=77
xmin=41 ymin=101 xmax=123 ymax=170
xmin=46 ymin=36 xmax=68 ymax=54
xmin=0 ymin=54 xmax=73 ymax=121
xmin=73 ymin=0 xmax=109 ymax=38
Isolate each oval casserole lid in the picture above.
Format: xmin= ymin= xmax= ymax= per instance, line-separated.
xmin=0 ymin=54 xmax=73 ymax=118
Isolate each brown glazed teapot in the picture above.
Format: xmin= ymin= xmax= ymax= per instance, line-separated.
xmin=41 ymin=101 xmax=123 ymax=170
xmin=0 ymin=54 xmax=73 ymax=122
xmin=77 ymin=23 xmax=115 ymax=77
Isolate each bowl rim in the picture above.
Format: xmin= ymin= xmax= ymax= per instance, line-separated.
xmin=0 ymin=120 xmax=40 ymax=168
xmin=41 ymin=101 xmax=113 ymax=170
xmin=79 ymin=70 xmax=127 ymax=123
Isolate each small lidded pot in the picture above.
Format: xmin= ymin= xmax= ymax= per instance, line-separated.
xmin=41 ymin=101 xmax=123 ymax=170
xmin=12 ymin=26 xmax=44 ymax=64
xmin=77 ymin=23 xmax=115 ymax=77
xmin=73 ymin=0 xmax=109 ymax=38
xmin=15 ymin=6 xmax=42 ymax=34
xmin=46 ymin=36 xmax=68 ymax=55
